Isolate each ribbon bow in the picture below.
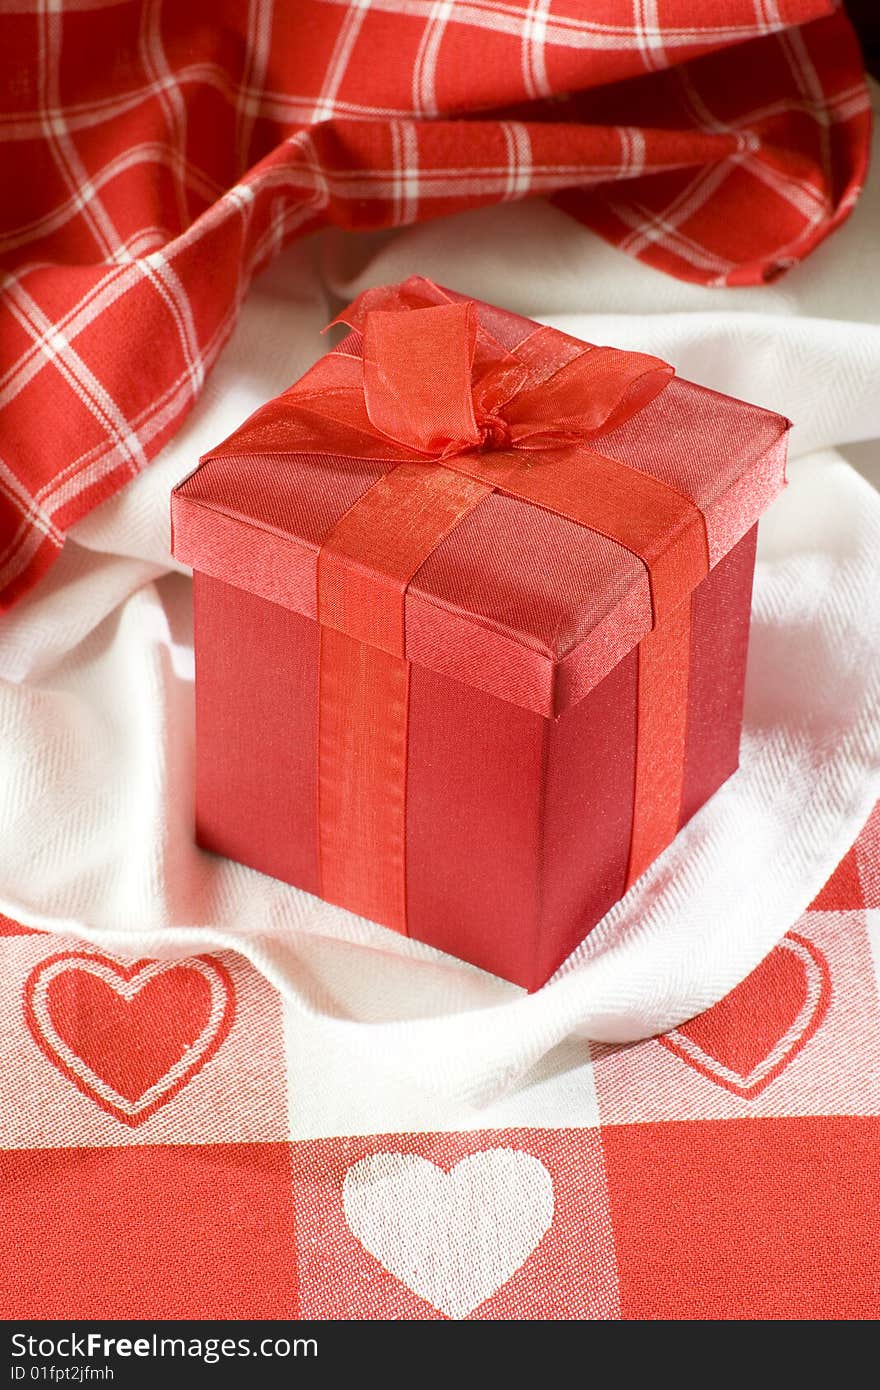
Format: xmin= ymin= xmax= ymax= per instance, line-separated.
xmin=342 ymin=283 xmax=674 ymax=462
xmin=263 ymin=277 xmax=708 ymax=657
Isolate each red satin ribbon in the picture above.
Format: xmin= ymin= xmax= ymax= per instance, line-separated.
xmin=307 ymin=278 xmax=709 ymax=931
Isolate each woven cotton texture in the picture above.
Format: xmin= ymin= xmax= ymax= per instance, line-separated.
xmin=1 ymin=20 xmax=878 ymax=1321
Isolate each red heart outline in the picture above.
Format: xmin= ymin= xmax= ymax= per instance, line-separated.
xmin=659 ymin=932 xmax=831 ymax=1099
xmin=23 ymin=951 xmax=235 ymax=1126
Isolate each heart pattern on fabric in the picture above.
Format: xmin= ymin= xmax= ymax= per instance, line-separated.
xmin=343 ymin=1149 xmax=554 ymax=1318
xmin=23 ymin=951 xmax=235 ymax=1126
xmin=659 ymin=931 xmax=831 ymax=1098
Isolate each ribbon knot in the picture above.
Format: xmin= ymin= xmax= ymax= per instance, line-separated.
xmin=478 ymin=414 xmax=512 ymax=452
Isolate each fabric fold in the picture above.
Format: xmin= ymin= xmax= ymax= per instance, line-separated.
xmin=0 ymin=3 xmax=869 ymax=609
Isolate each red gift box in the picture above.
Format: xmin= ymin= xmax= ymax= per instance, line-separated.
xmin=171 ymin=278 xmax=789 ymax=990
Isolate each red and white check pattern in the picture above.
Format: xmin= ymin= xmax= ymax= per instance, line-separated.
xmin=1 ymin=798 xmax=878 ymax=1319
xmin=0 ymin=0 xmax=870 ymax=612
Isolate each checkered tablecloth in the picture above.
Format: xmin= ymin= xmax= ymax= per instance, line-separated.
xmin=0 ymin=0 xmax=870 ymax=612
xmin=2 ymin=796 xmax=876 ymax=1320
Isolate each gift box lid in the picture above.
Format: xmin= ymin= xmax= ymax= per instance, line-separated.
xmin=172 ymin=280 xmax=789 ymax=719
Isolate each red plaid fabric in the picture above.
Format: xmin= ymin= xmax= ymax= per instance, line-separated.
xmin=2 ymin=798 xmax=878 ymax=1319
xmin=0 ymin=0 xmax=870 ymax=613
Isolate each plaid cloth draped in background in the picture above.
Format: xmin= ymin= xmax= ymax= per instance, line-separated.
xmin=0 ymin=0 xmax=871 ymax=612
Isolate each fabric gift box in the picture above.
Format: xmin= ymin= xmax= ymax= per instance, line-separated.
xmin=171 ymin=278 xmax=789 ymax=991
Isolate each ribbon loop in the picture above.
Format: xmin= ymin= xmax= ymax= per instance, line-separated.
xmin=506 ymin=347 xmax=674 ymax=444
xmin=363 ymin=301 xmax=481 ymax=455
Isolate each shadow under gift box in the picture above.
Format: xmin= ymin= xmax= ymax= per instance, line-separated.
xmin=171 ymin=287 xmax=789 ymax=992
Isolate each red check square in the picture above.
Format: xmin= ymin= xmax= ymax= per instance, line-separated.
xmin=602 ymin=1115 xmax=880 ymax=1319
xmin=0 ymin=1142 xmax=297 ymax=1319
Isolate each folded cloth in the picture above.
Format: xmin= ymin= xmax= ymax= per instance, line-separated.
xmin=0 ymin=86 xmax=877 ymax=1111
xmin=0 ymin=1 xmax=870 ymax=610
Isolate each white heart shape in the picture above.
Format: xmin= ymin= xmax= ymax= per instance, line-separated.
xmin=343 ymin=1149 xmax=554 ymax=1318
